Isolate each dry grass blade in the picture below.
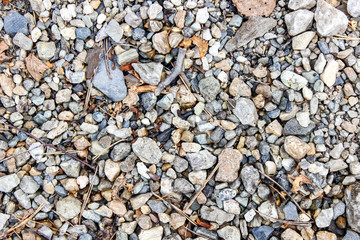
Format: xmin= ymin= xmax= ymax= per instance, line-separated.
xmin=41 ymin=150 xmax=80 ymax=155
xmin=0 ymin=203 xmax=45 ymax=238
xmin=79 ymin=166 xmax=98 ymax=224
xmin=252 ymin=207 xmax=313 ymax=226
xmin=82 ymin=80 xmax=93 ymax=116
xmin=93 ymin=139 xmax=124 ymax=162
xmin=332 ymin=34 xmax=360 ymax=41
xmin=152 ymin=192 xmax=197 ymax=226
xmin=183 ymin=160 xmax=222 ymax=212
xmin=258 ymin=170 xmax=312 ymax=219
xmin=0 ymin=145 xmax=42 ymax=164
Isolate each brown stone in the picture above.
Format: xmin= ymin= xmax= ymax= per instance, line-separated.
xmin=229 ymin=78 xmax=251 ymax=97
xmin=74 ymin=136 xmax=91 ymax=150
xmin=58 ymin=111 xmax=74 ymax=121
xmin=152 ymin=31 xmax=171 ymax=54
xmin=232 ymin=0 xmax=276 ymax=17
xmin=108 ymin=200 xmax=127 ymax=216
xmin=174 ymin=10 xmax=186 ymax=28
xmin=0 ymin=74 xmax=15 ymax=97
xmin=215 ymin=148 xmax=242 ymax=182
xmin=265 ymin=120 xmax=283 ymax=137
xmin=316 ymin=231 xmax=337 ymax=240
xmin=284 ymin=136 xmax=310 ymax=159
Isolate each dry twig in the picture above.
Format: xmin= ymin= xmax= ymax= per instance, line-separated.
xmin=79 ymin=166 xmax=98 ymax=224
xmin=252 ymin=207 xmax=313 ymax=226
xmin=0 ymin=144 xmax=42 ymax=164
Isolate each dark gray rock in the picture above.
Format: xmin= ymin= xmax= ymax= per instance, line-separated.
xmin=4 ymin=11 xmax=28 ymax=37
xmin=147 ymin=200 xmax=168 ymax=213
xmin=252 ymin=226 xmax=274 ymax=240
xmin=110 ymin=143 xmax=131 ymax=161
xmin=283 ymin=118 xmax=315 ymax=136
xmin=198 ymin=76 xmax=220 ymax=102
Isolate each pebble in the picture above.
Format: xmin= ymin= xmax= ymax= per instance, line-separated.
xmin=55 ymin=196 xmax=82 ymax=220
xmin=186 ymin=150 xmax=217 ymax=170
xmin=229 ymin=78 xmax=251 ymax=97
xmin=241 ymin=165 xmax=260 ymax=194
xmin=20 ymin=175 xmax=40 ymax=194
xmin=218 ymin=226 xmax=241 ymax=240
xmin=132 ymin=62 xmax=163 ymax=85
xmin=315 ymin=208 xmax=334 ymax=228
xmin=139 ymin=226 xmax=163 ymax=240
xmin=0 ymin=213 xmax=10 ymax=231
xmin=284 ymin=136 xmax=310 ymax=159
xmin=281 ymin=70 xmax=308 ymax=90
xmin=292 ymin=31 xmax=316 ymax=50
xmin=13 ymin=32 xmax=33 ymax=51
xmin=281 ymin=229 xmax=303 ymax=240
xmin=132 ymin=137 xmax=162 ymax=164
xmin=200 ymin=206 xmax=234 ymax=225
xmin=215 ymin=148 xmax=242 ymax=182
xmin=152 ymin=31 xmax=171 ymax=54
xmin=348 ymin=0 xmax=360 ymax=17
xmin=252 ymin=226 xmax=274 ymax=240
xmin=315 ymin=0 xmax=348 ymax=36
xmin=345 ymin=183 xmax=360 ymax=232
xmin=196 ymin=7 xmax=209 ymax=24
xmin=288 ymin=0 xmax=316 ymax=10
xmin=285 ymin=10 xmax=314 ymax=36
xmin=320 ymin=60 xmax=339 ymax=88
xmin=4 ymin=11 xmax=28 ymax=37
xmin=233 ymin=97 xmax=258 ymax=126
xmin=199 ymin=76 xmax=221 ymax=102
xmin=105 ymin=19 xmax=123 ymax=42
xmin=283 ymin=202 xmax=298 ymax=220
xmin=0 ymin=174 xmax=20 ymax=192
xmin=37 ymin=42 xmax=56 ymax=60
xmin=76 ymin=27 xmax=91 ymax=40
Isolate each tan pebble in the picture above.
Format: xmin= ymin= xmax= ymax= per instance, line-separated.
xmin=307 ymin=143 xmax=316 ymax=155
xmin=341 ymin=121 xmax=356 ymax=133
xmin=316 ymin=231 xmax=337 ymax=240
xmin=12 ymin=85 xmax=28 ymax=95
xmin=281 ymin=228 xmax=303 ymax=240
xmin=253 ymin=94 xmax=265 ymax=109
xmin=58 ymin=111 xmax=74 ymax=121
xmin=284 ymin=136 xmax=310 ymax=159
xmin=0 ymin=74 xmax=15 ymax=97
xmin=101 ymin=189 xmax=113 ymax=202
xmin=220 ymin=120 xmax=237 ymax=130
xmin=229 ymin=78 xmax=251 ymax=97
xmin=215 ymin=59 xmax=231 ymax=71
xmin=90 ymin=0 xmax=101 ymax=9
xmin=265 ymin=120 xmax=283 ymax=137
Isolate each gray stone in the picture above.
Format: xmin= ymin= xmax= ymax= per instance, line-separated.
xmin=157 ymin=93 xmax=174 ymax=110
xmin=65 ymin=71 xmax=85 ymax=84
xmin=283 ymin=202 xmax=298 ymax=220
xmin=173 ymin=178 xmax=194 ymax=194
xmin=315 ymin=0 xmax=348 ymax=36
xmin=4 ymin=11 xmax=28 ymax=37
xmin=225 ymin=17 xmax=277 ymax=51
xmin=111 ymin=143 xmax=131 ymax=161
xmin=200 ymin=206 xmax=234 ymax=225
xmin=130 ymin=193 xmax=152 ymax=210
xmin=132 ymin=137 xmax=162 ymax=164
xmin=241 ymin=165 xmax=259 ymax=194
xmin=82 ymin=210 xmax=102 ymax=223
xmin=186 ymin=150 xmax=217 ymax=170
xmin=132 ymin=62 xmax=163 ymax=85
xmin=76 ymin=27 xmax=91 ymax=40
xmin=258 ymin=200 xmax=278 ymax=220
xmin=14 ymin=189 xmax=31 ymax=209
xmin=105 ymin=19 xmax=123 ymax=42
xmin=283 ymin=118 xmax=315 ymax=136
xmin=139 ymin=226 xmax=163 ymax=240
xmin=252 ymin=226 xmax=274 ymax=240
xmin=20 ymin=175 xmax=40 ymax=194
xmin=0 ymin=174 xmax=20 ymax=192
xmin=343 ymin=231 xmax=360 ymax=240
xmin=0 ymin=213 xmax=10 ymax=231
xmin=348 ymin=0 xmax=360 ymax=17
xmin=117 ymin=49 xmax=139 ymax=65
xmin=315 ymin=208 xmax=333 ymax=228
xmin=333 ymin=201 xmax=346 ymax=220
xmin=60 ymin=159 xmax=81 ymax=177
xmin=125 ymin=10 xmax=142 ymax=28
xmin=56 ymin=196 xmax=82 ymax=220
xmin=345 ymin=183 xmax=360 ymax=232
xmin=218 ymin=226 xmax=241 ymax=240
xmin=147 ymin=200 xmax=168 ymax=213
xmin=233 ymin=97 xmax=258 ymax=126
xmin=281 ymin=70 xmax=308 ymax=90
xmin=288 ymin=0 xmax=316 ymax=10
xmin=37 ymin=42 xmax=56 ymax=60
xmin=173 ymin=156 xmax=188 ymax=172
xmin=13 ymin=33 xmax=33 ymax=50
xmin=292 ymin=31 xmax=316 ymax=50
xmin=38 ymin=225 xmax=53 ymax=239
xmin=285 ymin=10 xmax=314 ymax=36
xmin=93 ymin=56 xmax=127 ymax=102
xmin=198 ymin=76 xmax=220 ymax=102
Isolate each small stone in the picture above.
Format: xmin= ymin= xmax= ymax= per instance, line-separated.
xmin=169 ymin=32 xmax=183 ymax=48
xmin=174 ymin=178 xmax=194 ymax=193
xmin=132 ymin=62 xmax=163 ymax=85
xmin=0 ymin=174 xmax=20 ymax=192
xmin=233 ymin=97 xmax=258 ymax=126
xmin=152 ymin=31 xmax=171 ymax=54
xmin=148 ymin=2 xmax=163 ymax=19
xmin=0 ymin=213 xmax=10 ymax=231
xmin=315 ymin=0 xmax=348 ymax=36
xmin=315 ymin=208 xmax=333 ymax=228
xmin=147 ymin=200 xmax=168 ymax=213
xmin=38 ymin=225 xmax=53 ymax=239
xmin=76 ymin=27 xmax=91 ymax=40
xmin=229 ymin=78 xmax=251 ymax=97
xmin=125 ymin=10 xmax=142 ymax=28
xmin=265 ymin=120 xmax=283 ymax=137
xmin=288 ymin=0 xmax=316 ymax=10
xmin=60 ymin=27 xmax=76 ymax=40
xmin=241 ymin=165 xmax=260 ymax=194
xmin=200 ymin=206 xmax=234 ymax=225
xmin=198 ymin=76 xmax=221 ymax=102
xmin=4 ymin=11 xmax=28 ymax=37
xmin=284 ymin=136 xmax=310 ymax=159
xmin=281 ymin=70 xmax=308 ymax=90
xmin=13 ymin=33 xmax=33 ymax=50
xmin=74 ymin=137 xmax=91 ymax=150
xmin=320 ymin=60 xmax=338 ymax=88
xmin=58 ymin=111 xmax=74 ymax=121
xmin=80 ymin=122 xmax=98 ymax=134
xmin=139 ymin=226 xmax=163 ymax=240
xmin=196 ymin=7 xmax=209 ymax=24
xmin=186 ymin=150 xmax=217 ymax=170
xmin=105 ymin=19 xmax=123 ymax=42
xmin=174 ymin=10 xmax=186 ymax=28
xmin=105 ymin=160 xmax=121 ymax=181
xmin=348 ymin=0 xmax=360 ymax=17
xmin=138 ymin=214 xmax=152 ymax=229
xmin=281 ymin=229 xmax=303 ymax=240
xmin=252 ymin=226 xmax=274 ymax=240
xmin=218 ymin=226 xmax=241 ymax=240
xmin=215 ymin=148 xmax=242 ymax=182
xmin=343 ymin=231 xmax=360 ymax=240
xmin=0 ymin=74 xmax=15 ymax=97
xmin=283 ymin=202 xmax=298 ymax=220
xmin=283 ymin=118 xmax=315 ymax=136
xmin=108 ymin=200 xmax=127 ymax=216
xmin=285 ymin=10 xmax=314 ymax=36
xmin=345 ymin=183 xmax=360 ymax=232
xmin=296 ymin=111 xmax=311 ymax=128
xmin=56 ymin=196 xmax=82 ymax=220
xmin=169 ymin=213 xmax=186 ymax=229
xmin=316 ymin=231 xmax=337 ymax=240
xmin=37 ymin=42 xmax=56 ymax=61
xmin=132 ymin=137 xmax=162 ymax=164
xmin=258 ymin=200 xmax=278 ymax=220
xmin=292 ymin=31 xmax=316 ymax=50
xmin=20 ymin=175 xmax=40 ymax=194
xmin=110 ymin=143 xmax=131 ymax=161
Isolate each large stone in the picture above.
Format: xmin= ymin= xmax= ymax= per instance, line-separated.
xmin=285 ymin=10 xmax=314 ymax=36
xmin=218 ymin=226 xmax=241 ymax=240
xmin=0 ymin=174 xmax=20 ymax=192
xmin=215 ymin=148 xmax=242 ymax=182
xmin=198 ymin=76 xmax=221 ymax=102
xmin=348 ymin=0 xmax=360 ymax=17
xmin=284 ymin=136 xmax=310 ymax=159
xmin=93 ymin=56 xmax=127 ymax=102
xmin=281 ymin=70 xmax=308 ymax=90
xmin=132 ymin=137 xmax=162 ymax=164
xmin=4 ymin=11 xmax=28 ymax=37
xmin=315 ymin=0 xmax=348 ymax=36
xmin=241 ymin=165 xmax=260 ymax=194
xmin=320 ymin=60 xmax=338 ymax=88
xmin=225 ymin=17 xmax=277 ymax=51
xmin=132 ymin=62 xmax=163 ymax=85
xmin=233 ymin=97 xmax=258 ymax=126
xmin=288 ymin=0 xmax=316 ymax=10
xmin=139 ymin=226 xmax=163 ymax=240
xmin=186 ymin=150 xmax=217 ymax=170
xmin=55 ymin=196 xmax=82 ymax=220
xmin=345 ymin=183 xmax=360 ymax=232
xmin=200 ymin=206 xmax=234 ymax=225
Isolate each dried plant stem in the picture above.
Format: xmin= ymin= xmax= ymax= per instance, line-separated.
xmin=82 ymin=80 xmax=93 ymax=116
xmin=93 ymin=139 xmax=124 ymax=162
xmin=52 ymin=210 xmax=74 ymax=227
xmin=258 ymin=170 xmax=312 ymax=219
xmin=183 ymin=160 xmax=222 ymax=212
xmin=252 ymin=208 xmax=313 ymax=226
xmin=0 ymin=120 xmax=95 ymax=170
xmin=155 ymin=48 xmax=186 ymax=95
xmin=0 ymin=145 xmax=42 ymax=164
xmin=79 ymin=166 xmax=98 ymax=224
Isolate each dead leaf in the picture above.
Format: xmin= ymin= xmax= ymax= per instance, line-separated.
xmin=122 ymin=85 xmax=139 ymax=107
xmin=0 ymin=41 xmax=9 ymax=54
xmin=0 ymin=53 xmax=13 ymax=64
xmin=1 ymin=0 xmax=11 ymax=5
xmin=180 ymin=38 xmax=192 ymax=48
xmin=25 ymin=53 xmax=49 ymax=82
xmin=232 ymin=0 xmax=276 ymax=17
xmin=86 ymin=46 xmax=102 ymax=79
xmin=136 ymin=85 xmax=157 ymax=93
xmin=192 ymin=35 xmax=208 ymax=59
xmin=196 ymin=218 xmax=215 ymax=230
xmin=120 ymin=60 xmax=139 ymax=71
xmin=289 ymin=173 xmax=312 ymax=194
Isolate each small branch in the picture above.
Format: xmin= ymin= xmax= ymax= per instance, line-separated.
xmin=79 ymin=166 xmax=98 ymax=224
xmin=1 ymin=120 xmax=96 ymax=170
xmin=155 ymin=48 xmax=186 ymax=96
xmin=183 ymin=160 xmax=222 ymax=212
xmin=252 ymin=207 xmax=313 ymax=226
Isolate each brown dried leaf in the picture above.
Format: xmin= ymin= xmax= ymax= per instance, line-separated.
xmin=120 ymin=60 xmax=139 ymax=71
xmin=25 ymin=53 xmax=49 ymax=82
xmin=122 ymin=85 xmax=139 ymax=107
xmin=0 ymin=41 xmax=9 ymax=54
xmin=232 ymin=0 xmax=276 ymax=17
xmin=1 ymin=0 xmax=11 ymax=4
xmin=0 ymin=53 xmax=13 ymax=64
xmin=179 ymin=38 xmax=192 ymax=48
xmin=290 ymin=174 xmax=312 ymax=194
xmin=86 ymin=46 xmax=102 ymax=79
xmin=192 ymin=35 xmax=208 ymax=59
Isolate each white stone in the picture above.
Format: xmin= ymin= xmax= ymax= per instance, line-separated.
xmin=321 ymin=60 xmax=338 ymax=88
xmin=315 ymin=0 xmax=348 ymax=36
xmin=348 ymin=0 xmax=360 ymax=17
xmin=196 ymin=7 xmax=209 ymax=24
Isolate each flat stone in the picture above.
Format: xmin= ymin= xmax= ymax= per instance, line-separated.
xmin=56 ymin=196 xmax=82 ymax=220
xmin=105 ymin=19 xmax=123 ymax=42
xmin=281 ymin=229 xmax=303 ymax=240
xmin=200 ymin=206 xmax=234 ymax=225
xmin=110 ymin=142 xmax=131 ymax=161
xmin=20 ymin=175 xmax=40 ymax=194
xmin=139 ymin=226 xmax=163 ymax=240
xmin=315 ymin=0 xmax=348 ymax=36
xmin=104 ymin=159 xmax=121 ymax=181
xmin=198 ymin=76 xmax=220 ymax=102
xmin=283 ymin=118 xmax=315 ymax=136
xmin=173 ymin=178 xmax=194 ymax=193
xmin=0 ymin=174 xmax=20 ymax=192
xmin=4 ymin=11 xmax=28 ymax=37
xmin=0 ymin=74 xmax=15 ymax=97
xmin=315 ymin=208 xmax=333 ymax=228
xmin=281 ymin=70 xmax=308 ymax=90
xmin=348 ymin=0 xmax=360 ymax=17
xmin=132 ymin=62 xmax=163 ymax=85
xmin=225 ymin=17 xmax=277 ymax=51
xmin=147 ymin=200 xmax=168 ymax=213
xmin=258 ymin=200 xmax=278 ymax=221
xmin=241 ymin=165 xmax=260 ymax=194
xmin=93 ymin=56 xmax=127 ymax=102
xmin=148 ymin=2 xmax=163 ymax=19
xmin=13 ymin=33 xmax=33 ymax=50
xmin=284 ymin=136 xmax=310 ymax=159
xmin=37 ymin=42 xmax=56 ymax=61
xmin=252 ymin=226 xmax=274 ymax=240
xmin=107 ymin=200 xmax=127 ymax=216
xmin=14 ymin=189 xmax=31 ymax=209
xmin=186 ymin=150 xmax=217 ymax=170
xmin=196 ymin=7 xmax=209 ymax=24
xmin=132 ymin=137 xmax=162 ymax=164
xmin=285 ymin=9 xmax=314 ymax=36
xmin=288 ymin=0 xmax=316 ymax=10
xmin=169 ymin=213 xmax=186 ymax=229
xmin=320 ymin=60 xmax=338 ymax=88
xmin=116 ymin=49 xmax=139 ymax=66
xmin=233 ymin=97 xmax=258 ymax=126
xmin=60 ymin=159 xmax=81 ymax=177
xmin=283 ymin=202 xmax=298 ymax=220
xmin=218 ymin=226 xmax=241 ymax=240
xmin=152 ymin=31 xmax=171 ymax=54
xmin=229 ymin=78 xmax=251 ymax=97
xmin=0 ymin=213 xmax=10 ymax=231
xmin=292 ymin=31 xmax=316 ymax=50
xmin=215 ymin=148 xmax=242 ymax=182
